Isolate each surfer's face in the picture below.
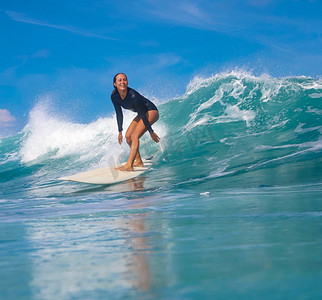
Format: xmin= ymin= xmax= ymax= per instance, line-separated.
xmin=114 ymin=74 xmax=128 ymax=92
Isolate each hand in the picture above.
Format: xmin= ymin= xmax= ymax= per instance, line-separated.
xmin=150 ymin=131 xmax=160 ymax=143
xmin=118 ymin=132 xmax=123 ymax=145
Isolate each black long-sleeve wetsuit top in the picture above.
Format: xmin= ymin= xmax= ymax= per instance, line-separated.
xmin=111 ymin=87 xmax=158 ymax=133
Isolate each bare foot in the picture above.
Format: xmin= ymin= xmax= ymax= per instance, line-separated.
xmin=115 ymin=164 xmax=134 ymax=171
xmin=133 ymin=160 xmax=144 ymax=167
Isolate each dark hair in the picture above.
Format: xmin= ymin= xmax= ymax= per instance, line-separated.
xmin=113 ymin=73 xmax=127 ymax=88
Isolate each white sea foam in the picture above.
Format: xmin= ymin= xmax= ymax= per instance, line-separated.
xmin=208 ymin=165 xmax=234 ymax=179
xmin=306 ymin=106 xmax=322 ymax=115
xmin=308 ymin=93 xmax=322 ymax=99
xmin=20 ymin=100 xmax=117 ymax=163
xmin=298 ymin=81 xmax=322 ymax=90
xmin=184 ymin=72 xmax=259 ymax=131
xmin=294 ymin=123 xmax=322 ymax=134
xmin=223 ymin=105 xmax=256 ymax=126
xmin=182 ymin=70 xmax=322 ymax=135
xmin=200 ymin=192 xmax=210 ymax=196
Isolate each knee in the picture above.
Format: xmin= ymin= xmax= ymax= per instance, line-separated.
xmin=125 ymin=133 xmax=132 ymax=145
xmin=130 ymin=133 xmax=139 ymax=144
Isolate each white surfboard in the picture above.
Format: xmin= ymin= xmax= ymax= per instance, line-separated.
xmin=58 ymin=160 xmax=153 ymax=185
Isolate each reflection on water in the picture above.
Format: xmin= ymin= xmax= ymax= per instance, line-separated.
xmin=123 ymin=212 xmax=151 ymax=292
xmin=26 ymin=176 xmax=154 ymax=299
xmin=6 ymin=176 xmax=322 ymax=299
xmin=107 ymin=176 xmax=147 ymax=193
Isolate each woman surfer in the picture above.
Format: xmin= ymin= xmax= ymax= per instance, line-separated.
xmin=111 ymin=73 xmax=160 ymax=171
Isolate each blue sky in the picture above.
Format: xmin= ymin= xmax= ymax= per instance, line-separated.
xmin=0 ymin=0 xmax=321 ymax=135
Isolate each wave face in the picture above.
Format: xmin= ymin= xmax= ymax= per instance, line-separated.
xmin=1 ymin=71 xmax=322 ymax=192
xmin=157 ymin=72 xmax=322 ymax=189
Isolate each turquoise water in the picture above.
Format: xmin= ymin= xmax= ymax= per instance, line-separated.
xmin=1 ymin=72 xmax=322 ymax=299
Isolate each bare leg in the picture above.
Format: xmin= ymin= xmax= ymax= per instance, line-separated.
xmin=134 ymin=152 xmax=144 ymax=167
xmin=124 ymin=115 xmax=144 ymax=167
xmin=126 ymin=141 xmax=144 ymax=167
xmin=116 ymin=110 xmax=159 ymax=171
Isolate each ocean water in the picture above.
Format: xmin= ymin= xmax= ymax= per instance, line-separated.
xmin=1 ymin=72 xmax=322 ymax=299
